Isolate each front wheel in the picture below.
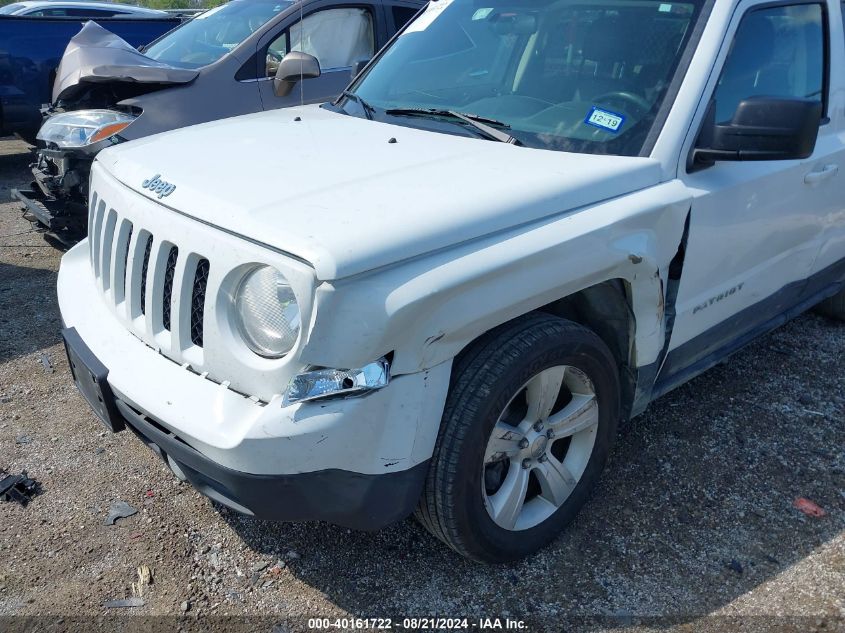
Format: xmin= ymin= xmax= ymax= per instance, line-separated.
xmin=416 ymin=313 xmax=620 ymax=562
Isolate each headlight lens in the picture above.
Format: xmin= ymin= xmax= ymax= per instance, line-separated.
xmin=283 ymin=359 xmax=390 ymax=406
xmin=234 ymin=266 xmax=300 ymax=358
xmin=37 ymin=109 xmax=137 ymax=148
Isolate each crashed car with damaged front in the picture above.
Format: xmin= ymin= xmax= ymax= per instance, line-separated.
xmin=58 ymin=0 xmax=845 ymax=562
xmin=15 ymin=0 xmax=422 ymax=244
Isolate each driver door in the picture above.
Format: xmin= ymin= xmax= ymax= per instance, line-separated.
xmin=257 ymin=3 xmax=379 ymax=109
xmin=663 ymin=0 xmax=842 ymax=382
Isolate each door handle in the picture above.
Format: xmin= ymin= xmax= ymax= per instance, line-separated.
xmin=804 ymin=164 xmax=839 ymax=185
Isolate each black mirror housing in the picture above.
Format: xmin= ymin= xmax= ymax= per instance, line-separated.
xmin=274 ymin=51 xmax=321 ymax=97
xmin=692 ymin=97 xmax=822 ymax=168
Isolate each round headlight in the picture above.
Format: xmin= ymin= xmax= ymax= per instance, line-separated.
xmin=234 ymin=266 xmax=300 ymax=358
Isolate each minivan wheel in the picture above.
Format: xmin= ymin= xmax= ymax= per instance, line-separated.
xmin=415 ymin=312 xmax=620 ymax=562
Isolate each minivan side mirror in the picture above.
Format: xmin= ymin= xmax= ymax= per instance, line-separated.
xmin=691 ymin=97 xmax=822 ymax=169
xmin=273 ymin=51 xmax=321 ymax=97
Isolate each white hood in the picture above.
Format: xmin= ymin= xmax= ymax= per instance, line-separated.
xmin=97 ymin=105 xmax=662 ymax=280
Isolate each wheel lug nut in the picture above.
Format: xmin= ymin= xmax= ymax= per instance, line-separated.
xmin=546 ymin=429 xmax=554 ymax=439
xmin=533 ymin=421 xmax=544 ymax=432
xmin=519 ymin=438 xmax=529 ymax=449
xmin=538 ymin=454 xmax=548 ymax=463
xmin=521 ymin=458 xmax=531 ymax=470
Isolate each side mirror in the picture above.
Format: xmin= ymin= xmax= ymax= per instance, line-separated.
xmin=692 ymin=97 xmax=822 ymax=169
xmin=273 ymin=51 xmax=321 ymax=97
xmin=351 ymin=58 xmax=371 ymax=80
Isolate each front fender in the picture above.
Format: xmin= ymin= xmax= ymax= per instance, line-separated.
xmin=302 ymin=180 xmax=692 ymax=378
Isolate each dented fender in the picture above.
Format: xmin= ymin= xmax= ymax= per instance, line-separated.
xmin=302 ymin=180 xmax=692 ymax=381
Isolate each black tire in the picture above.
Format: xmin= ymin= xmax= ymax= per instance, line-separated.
xmin=415 ymin=312 xmax=620 ymax=563
xmin=814 ymin=289 xmax=845 ymax=321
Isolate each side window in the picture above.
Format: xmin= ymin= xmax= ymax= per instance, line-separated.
xmin=266 ymin=31 xmax=290 ymax=76
xmin=66 ymin=8 xmax=123 ymax=17
xmin=265 ymin=7 xmax=374 ymax=76
xmin=392 ymin=5 xmax=419 ymax=29
xmin=714 ymin=4 xmax=825 ymax=123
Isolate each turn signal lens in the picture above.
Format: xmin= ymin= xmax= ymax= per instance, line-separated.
xmin=90 ymin=121 xmax=133 ymax=144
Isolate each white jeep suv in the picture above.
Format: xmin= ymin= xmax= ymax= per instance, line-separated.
xmin=58 ymin=0 xmax=845 ymax=561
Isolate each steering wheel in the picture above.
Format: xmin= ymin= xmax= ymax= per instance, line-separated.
xmin=592 ymin=91 xmax=651 ymax=115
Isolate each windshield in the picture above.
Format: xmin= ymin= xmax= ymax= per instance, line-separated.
xmin=348 ymin=0 xmax=705 ymax=155
xmin=0 ymin=4 xmax=25 ymax=14
xmin=145 ymin=0 xmax=293 ymax=68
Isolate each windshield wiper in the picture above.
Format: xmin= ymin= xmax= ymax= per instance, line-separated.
xmin=340 ymin=90 xmax=375 ymax=121
xmin=384 ymin=108 xmax=522 ymax=145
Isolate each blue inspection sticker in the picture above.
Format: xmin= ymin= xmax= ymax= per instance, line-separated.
xmin=584 ymin=106 xmax=626 ymax=133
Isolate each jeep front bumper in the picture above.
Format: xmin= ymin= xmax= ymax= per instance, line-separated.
xmin=58 ymin=241 xmax=450 ymax=530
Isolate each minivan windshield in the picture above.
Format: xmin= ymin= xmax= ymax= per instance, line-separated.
xmin=144 ymin=0 xmax=293 ymax=68
xmin=347 ymin=0 xmax=705 ymax=155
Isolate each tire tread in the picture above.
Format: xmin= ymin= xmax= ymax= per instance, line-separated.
xmin=415 ymin=312 xmax=612 ymax=561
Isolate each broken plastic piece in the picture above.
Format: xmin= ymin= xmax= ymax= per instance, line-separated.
xmin=793 ymin=497 xmax=827 ymax=517
xmin=39 ymin=353 xmax=54 ymax=374
xmin=0 ymin=470 xmax=41 ymax=506
xmin=104 ymin=500 xmax=138 ymax=525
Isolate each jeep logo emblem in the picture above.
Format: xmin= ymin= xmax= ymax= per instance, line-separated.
xmin=141 ymin=174 xmax=176 ymax=199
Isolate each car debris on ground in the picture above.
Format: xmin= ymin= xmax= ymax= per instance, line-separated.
xmin=793 ymin=497 xmax=827 ymax=517
xmin=0 ymin=469 xmax=40 ymax=506
xmin=37 ymin=353 xmax=53 ymax=374
xmin=103 ymin=500 xmax=137 ymax=525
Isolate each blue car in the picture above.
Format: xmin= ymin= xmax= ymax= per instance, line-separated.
xmin=0 ymin=12 xmax=182 ymax=140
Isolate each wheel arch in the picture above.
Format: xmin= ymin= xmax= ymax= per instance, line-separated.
xmin=537 ymin=279 xmax=637 ymax=419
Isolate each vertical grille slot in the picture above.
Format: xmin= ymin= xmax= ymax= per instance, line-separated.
xmin=88 ymin=192 xmax=98 ymax=264
xmin=162 ymin=247 xmax=179 ymax=331
xmin=190 ymin=259 xmax=209 ymax=347
xmin=121 ymin=224 xmax=133 ymax=297
xmin=110 ymin=220 xmax=133 ymax=304
xmin=100 ymin=209 xmax=117 ymax=292
xmin=90 ymin=198 xmax=106 ymax=278
xmin=139 ymin=235 xmax=154 ymax=315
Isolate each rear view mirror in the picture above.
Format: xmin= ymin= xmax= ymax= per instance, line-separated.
xmin=692 ymin=97 xmax=822 ymax=168
xmin=489 ymin=12 xmax=537 ymax=36
xmin=274 ymin=51 xmax=321 ymax=97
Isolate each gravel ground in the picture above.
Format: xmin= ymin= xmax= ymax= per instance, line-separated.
xmin=0 ymin=136 xmax=843 ymax=633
